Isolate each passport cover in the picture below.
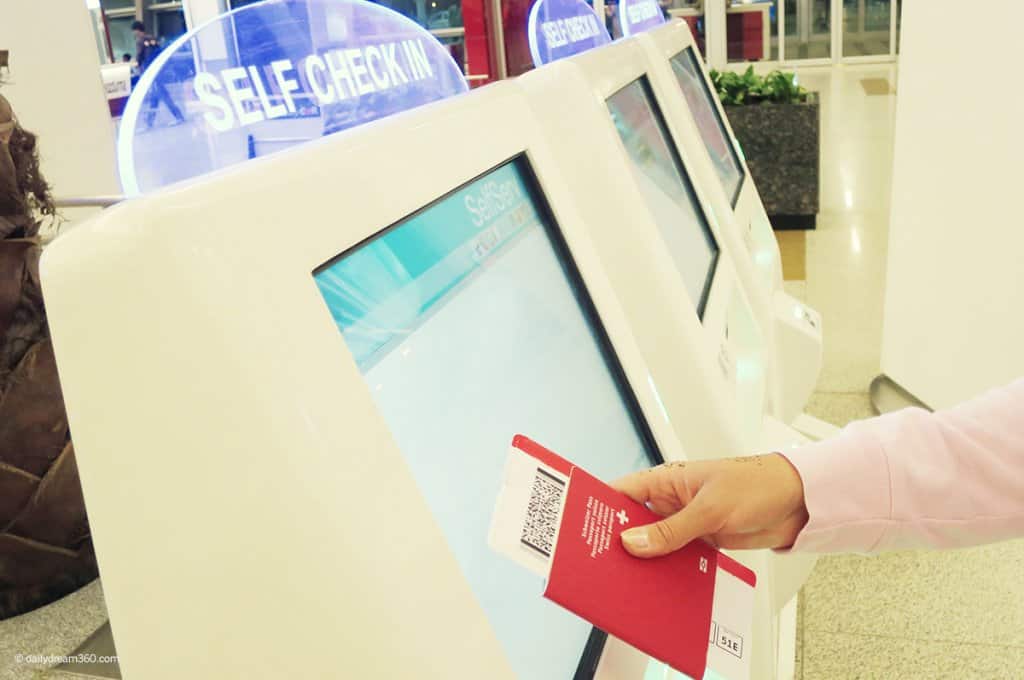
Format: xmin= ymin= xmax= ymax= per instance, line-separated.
xmin=512 ymin=435 xmax=720 ymax=680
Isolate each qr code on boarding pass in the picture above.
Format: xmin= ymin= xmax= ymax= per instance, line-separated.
xmin=520 ymin=468 xmax=566 ymax=558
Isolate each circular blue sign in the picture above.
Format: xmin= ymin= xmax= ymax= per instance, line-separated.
xmin=527 ymin=0 xmax=611 ymax=67
xmin=119 ymin=0 xmax=468 ymax=194
xmin=619 ymin=0 xmax=666 ymax=37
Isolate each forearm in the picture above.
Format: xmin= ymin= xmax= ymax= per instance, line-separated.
xmin=783 ymin=378 xmax=1024 ymax=553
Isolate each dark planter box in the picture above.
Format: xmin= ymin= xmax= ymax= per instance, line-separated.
xmin=725 ymin=93 xmax=820 ymax=230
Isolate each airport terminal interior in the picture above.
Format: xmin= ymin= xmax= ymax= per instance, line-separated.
xmin=1 ymin=1 xmax=1022 ymax=679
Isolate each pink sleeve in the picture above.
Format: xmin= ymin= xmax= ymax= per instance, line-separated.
xmin=781 ymin=378 xmax=1024 ymax=553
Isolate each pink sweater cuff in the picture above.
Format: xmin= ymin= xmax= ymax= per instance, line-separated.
xmin=780 ymin=420 xmax=893 ymax=553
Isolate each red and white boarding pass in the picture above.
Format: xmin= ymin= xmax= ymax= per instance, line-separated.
xmin=489 ymin=435 xmax=757 ymax=680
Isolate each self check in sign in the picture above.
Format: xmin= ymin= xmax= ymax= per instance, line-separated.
xmin=527 ymin=0 xmax=611 ymax=67
xmin=118 ymin=0 xmax=467 ymax=194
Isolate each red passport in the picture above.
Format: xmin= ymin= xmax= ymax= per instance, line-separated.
xmin=489 ymin=435 xmax=723 ymax=680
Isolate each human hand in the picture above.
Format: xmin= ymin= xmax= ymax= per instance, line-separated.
xmin=613 ymin=454 xmax=808 ymax=558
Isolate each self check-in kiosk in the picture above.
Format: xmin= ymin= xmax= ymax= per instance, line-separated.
xmin=513 ymin=38 xmax=816 ymax=679
xmin=44 ymin=21 xmax=816 ymax=680
xmin=43 ymin=81 xmax=728 ymax=680
xmin=635 ymin=21 xmax=823 ymax=425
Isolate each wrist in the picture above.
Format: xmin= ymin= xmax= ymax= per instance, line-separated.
xmin=773 ymin=452 xmax=809 ymax=545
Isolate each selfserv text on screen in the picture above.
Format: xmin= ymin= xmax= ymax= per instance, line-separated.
xmin=465 ymin=175 xmax=524 ymax=227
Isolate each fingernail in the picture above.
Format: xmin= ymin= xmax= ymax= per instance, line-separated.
xmin=622 ymin=528 xmax=649 ymax=551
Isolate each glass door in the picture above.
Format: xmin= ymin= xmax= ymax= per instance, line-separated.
xmin=782 ymin=0 xmax=832 ymax=61
xmin=767 ymin=0 xmax=899 ymax=64
xmin=841 ymin=0 xmax=892 ymax=58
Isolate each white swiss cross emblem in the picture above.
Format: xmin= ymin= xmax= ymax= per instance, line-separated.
xmin=699 ymin=557 xmax=708 ymax=573
xmin=616 ymin=509 xmax=629 ymax=525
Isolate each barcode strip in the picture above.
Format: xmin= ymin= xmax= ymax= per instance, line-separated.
xmin=536 ymin=467 xmax=566 ymax=487
xmin=520 ymin=467 xmax=566 ymax=559
xmin=520 ymin=537 xmax=552 ymax=558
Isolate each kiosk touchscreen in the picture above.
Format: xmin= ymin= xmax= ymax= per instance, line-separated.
xmin=635 ymin=22 xmax=823 ymax=423
xmin=41 ymin=81 xmax=691 ymax=680
xmin=641 ymin=25 xmax=777 ymax=290
xmin=663 ymin=44 xmax=780 ymax=298
xmin=605 ymin=77 xmax=719 ymax=320
xmin=668 ymin=47 xmax=746 ymax=211
xmin=313 ymin=158 xmax=660 ymax=678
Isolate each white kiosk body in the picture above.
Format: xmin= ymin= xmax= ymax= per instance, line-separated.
xmin=513 ymin=41 xmax=815 ymax=679
xmin=42 ymin=82 xmax=704 ymax=680
xmin=636 ymin=22 xmax=823 ymax=424
xmin=516 ymin=48 xmax=764 ymax=461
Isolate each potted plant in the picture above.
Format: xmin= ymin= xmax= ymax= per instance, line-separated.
xmin=710 ymin=67 xmax=820 ymax=230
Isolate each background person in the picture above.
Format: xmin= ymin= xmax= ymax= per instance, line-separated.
xmin=131 ymin=20 xmax=184 ymax=128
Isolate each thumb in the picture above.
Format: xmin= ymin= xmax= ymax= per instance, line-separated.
xmin=620 ymin=498 xmax=716 ymax=558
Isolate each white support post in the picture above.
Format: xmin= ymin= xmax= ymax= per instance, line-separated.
xmin=778 ymin=0 xmax=786 ymax=63
xmin=889 ymin=0 xmax=898 ymax=56
xmin=704 ymin=0 xmax=727 ymax=68
xmin=830 ymin=0 xmax=841 ymax=62
xmin=2 ymin=0 xmax=121 ymax=225
xmin=798 ymin=0 xmax=809 ymax=45
xmin=487 ymin=0 xmax=508 ymax=79
xmin=183 ymin=0 xmax=228 ymax=31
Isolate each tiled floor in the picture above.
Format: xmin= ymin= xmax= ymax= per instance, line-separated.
xmin=778 ymin=63 xmax=1024 ymax=679
xmin=0 ymin=580 xmax=108 ymax=680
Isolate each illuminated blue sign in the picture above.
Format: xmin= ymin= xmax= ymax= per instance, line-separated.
xmin=119 ymin=0 xmax=468 ymax=194
xmin=527 ymin=0 xmax=611 ymax=67
xmin=619 ymin=0 xmax=666 ymax=36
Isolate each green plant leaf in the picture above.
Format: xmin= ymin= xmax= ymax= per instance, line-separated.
xmin=710 ymin=65 xmax=809 ymax=106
